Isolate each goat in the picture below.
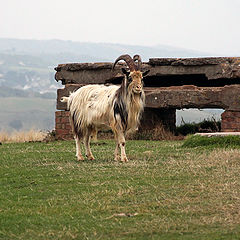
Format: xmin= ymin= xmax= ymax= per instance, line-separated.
xmin=61 ymin=54 xmax=150 ymax=162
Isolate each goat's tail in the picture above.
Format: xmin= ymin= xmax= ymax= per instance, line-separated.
xmin=61 ymin=96 xmax=69 ymax=103
xmin=60 ymin=96 xmax=70 ymax=110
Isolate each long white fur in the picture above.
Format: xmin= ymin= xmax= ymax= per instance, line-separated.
xmin=63 ymin=84 xmax=144 ymax=133
xmin=65 ymin=85 xmax=118 ymax=129
xmin=61 ymin=73 xmax=145 ymax=162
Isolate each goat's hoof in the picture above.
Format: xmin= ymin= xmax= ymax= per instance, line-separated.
xmin=121 ymin=157 xmax=128 ymax=162
xmin=77 ymin=155 xmax=84 ymax=161
xmin=87 ymin=155 xmax=95 ymax=160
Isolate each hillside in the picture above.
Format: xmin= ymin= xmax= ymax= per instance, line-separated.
xmin=0 ymin=38 xmax=211 ymax=92
xmin=0 ymin=97 xmax=55 ymax=132
xmin=0 ymin=38 xmax=210 ymax=60
xmin=0 ymin=38 xmax=219 ymax=132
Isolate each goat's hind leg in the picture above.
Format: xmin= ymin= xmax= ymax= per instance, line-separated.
xmin=112 ymin=128 xmax=120 ymax=161
xmin=75 ymin=135 xmax=84 ymax=161
xmin=83 ymin=126 xmax=95 ymax=160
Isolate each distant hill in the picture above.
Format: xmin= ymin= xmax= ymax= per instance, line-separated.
xmin=0 ymin=38 xmax=219 ymax=133
xmin=0 ymin=97 xmax=55 ymax=132
xmin=0 ymin=86 xmax=55 ymax=99
xmin=0 ymin=38 xmax=210 ymax=62
xmin=0 ymin=38 xmax=211 ymax=94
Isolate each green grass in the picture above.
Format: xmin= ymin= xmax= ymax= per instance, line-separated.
xmin=1 ymin=140 xmax=240 ymax=239
xmin=183 ymin=135 xmax=240 ymax=148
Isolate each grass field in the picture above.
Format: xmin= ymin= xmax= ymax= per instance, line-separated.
xmin=1 ymin=138 xmax=240 ymax=239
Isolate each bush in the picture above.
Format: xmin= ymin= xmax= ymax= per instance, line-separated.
xmin=176 ymin=118 xmax=221 ymax=136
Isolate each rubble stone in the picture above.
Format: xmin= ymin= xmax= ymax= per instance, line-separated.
xmin=55 ymin=57 xmax=240 ymax=139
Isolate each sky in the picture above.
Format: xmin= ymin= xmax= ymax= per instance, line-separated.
xmin=1 ymin=0 xmax=240 ymax=56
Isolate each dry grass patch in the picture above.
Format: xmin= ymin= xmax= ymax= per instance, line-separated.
xmin=162 ymin=149 xmax=240 ymax=229
xmin=128 ymin=124 xmax=179 ymax=140
xmin=0 ymin=129 xmax=47 ymax=143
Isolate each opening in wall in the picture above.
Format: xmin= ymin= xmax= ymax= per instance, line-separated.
xmin=143 ymin=75 xmax=240 ymax=88
xmin=176 ymin=108 xmax=224 ymax=135
xmin=106 ymin=74 xmax=240 ymax=87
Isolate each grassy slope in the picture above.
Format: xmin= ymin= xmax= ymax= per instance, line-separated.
xmin=1 ymin=139 xmax=240 ymax=239
xmin=0 ymin=97 xmax=56 ymax=132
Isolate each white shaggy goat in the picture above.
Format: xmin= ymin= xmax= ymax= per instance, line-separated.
xmin=61 ymin=54 xmax=150 ymax=162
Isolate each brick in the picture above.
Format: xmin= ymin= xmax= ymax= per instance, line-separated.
xmin=55 ymin=111 xmax=63 ymax=117
xmin=222 ymin=128 xmax=234 ymax=132
xmin=226 ymin=122 xmax=236 ymax=129
xmin=56 ymin=123 xmax=62 ymax=129
xmin=55 ymin=117 xmax=61 ymax=124
xmin=222 ymin=111 xmax=240 ymax=119
xmin=63 ymin=111 xmax=70 ymax=117
xmin=61 ymin=117 xmax=70 ymax=123
xmin=222 ymin=125 xmax=240 ymax=132
xmin=232 ymin=111 xmax=240 ymax=117
xmin=221 ymin=110 xmax=240 ymax=131
xmin=221 ymin=111 xmax=231 ymax=117
xmin=65 ymin=123 xmax=71 ymax=130
xmin=56 ymin=129 xmax=69 ymax=135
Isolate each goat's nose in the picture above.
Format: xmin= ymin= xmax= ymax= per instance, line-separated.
xmin=136 ymin=85 xmax=142 ymax=91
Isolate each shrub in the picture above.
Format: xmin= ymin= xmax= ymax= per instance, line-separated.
xmin=176 ymin=118 xmax=221 ymax=136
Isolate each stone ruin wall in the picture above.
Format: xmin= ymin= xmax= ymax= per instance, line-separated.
xmin=54 ymin=57 xmax=240 ymax=140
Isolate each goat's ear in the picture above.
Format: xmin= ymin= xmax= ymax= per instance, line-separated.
xmin=122 ymin=68 xmax=130 ymax=77
xmin=142 ymin=69 xmax=150 ymax=77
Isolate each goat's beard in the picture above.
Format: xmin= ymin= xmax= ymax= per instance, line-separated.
xmin=125 ymin=89 xmax=145 ymax=133
xmin=127 ymin=87 xmax=144 ymax=110
xmin=128 ymin=85 xmax=143 ymax=95
xmin=133 ymin=89 xmax=142 ymax=94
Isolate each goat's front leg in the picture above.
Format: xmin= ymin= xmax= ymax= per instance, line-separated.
xmin=75 ymin=135 xmax=84 ymax=161
xmin=112 ymin=117 xmax=128 ymax=162
xmin=83 ymin=127 xmax=95 ymax=160
xmin=114 ymin=143 xmax=120 ymax=161
xmin=115 ymin=131 xmax=128 ymax=162
xmin=119 ymin=137 xmax=128 ymax=162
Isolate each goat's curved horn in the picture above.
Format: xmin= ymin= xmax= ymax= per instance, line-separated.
xmin=112 ymin=54 xmax=136 ymax=72
xmin=133 ymin=55 xmax=142 ymax=70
